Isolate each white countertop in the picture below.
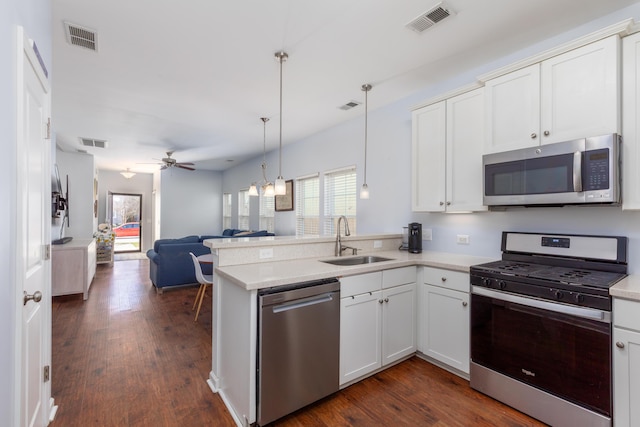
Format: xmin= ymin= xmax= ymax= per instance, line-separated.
xmin=215 ymin=250 xmax=495 ymax=290
xmin=611 ymin=275 xmax=640 ymax=302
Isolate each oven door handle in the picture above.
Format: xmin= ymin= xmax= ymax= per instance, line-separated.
xmin=472 ymin=286 xmax=610 ymax=323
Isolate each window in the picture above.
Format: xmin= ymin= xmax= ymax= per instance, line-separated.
xmin=259 ymin=194 xmax=275 ymax=232
xmin=295 ymin=174 xmax=320 ymax=236
xmin=324 ymin=166 xmax=356 ymax=235
xmin=237 ymin=189 xmax=250 ymax=230
xmin=222 ymin=193 xmax=232 ymax=230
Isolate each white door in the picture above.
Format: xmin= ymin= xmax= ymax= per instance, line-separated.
xmin=17 ymin=26 xmax=53 ymax=427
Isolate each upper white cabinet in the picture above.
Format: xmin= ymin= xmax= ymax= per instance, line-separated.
xmin=412 ymin=87 xmax=486 ymax=212
xmin=484 ymin=36 xmax=620 ymax=153
xmin=622 ymin=32 xmax=640 ymax=210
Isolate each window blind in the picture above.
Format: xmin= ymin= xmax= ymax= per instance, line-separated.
xmin=237 ymin=189 xmax=250 ymax=230
xmin=323 ymin=166 xmax=356 ymax=235
xmin=222 ymin=193 xmax=232 ymax=230
xmin=295 ymin=175 xmax=320 ymax=236
xmin=259 ymin=194 xmax=275 ymax=232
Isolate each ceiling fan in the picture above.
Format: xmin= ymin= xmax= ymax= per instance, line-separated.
xmin=157 ymin=151 xmax=195 ymax=171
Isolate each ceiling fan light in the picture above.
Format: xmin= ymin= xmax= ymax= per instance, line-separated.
xmin=274 ymin=176 xmax=286 ymax=195
xmin=120 ymin=169 xmax=136 ymax=179
xmin=248 ymin=183 xmax=259 ymax=196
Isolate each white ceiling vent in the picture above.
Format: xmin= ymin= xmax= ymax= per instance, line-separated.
xmin=64 ymin=22 xmax=98 ymax=51
xmin=339 ymin=101 xmax=361 ymax=111
xmin=80 ymin=138 xmax=107 ymax=149
xmin=406 ymin=3 xmax=455 ymax=33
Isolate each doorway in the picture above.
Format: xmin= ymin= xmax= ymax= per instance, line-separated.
xmin=109 ymin=192 xmax=142 ymax=253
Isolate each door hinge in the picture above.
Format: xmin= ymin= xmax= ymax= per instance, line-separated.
xmin=44 ymin=244 xmax=51 ymax=261
xmin=44 ymin=365 xmax=50 ymax=382
xmin=45 ymin=118 xmax=51 ymax=140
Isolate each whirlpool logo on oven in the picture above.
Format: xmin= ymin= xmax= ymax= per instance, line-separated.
xmin=521 ymin=368 xmax=536 ymax=377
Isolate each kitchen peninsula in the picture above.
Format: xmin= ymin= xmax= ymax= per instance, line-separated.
xmin=203 ymin=233 xmax=493 ymax=426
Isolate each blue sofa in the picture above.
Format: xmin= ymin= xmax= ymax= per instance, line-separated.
xmin=146 ymin=229 xmax=274 ymax=292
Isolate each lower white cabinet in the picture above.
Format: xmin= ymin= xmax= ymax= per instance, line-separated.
xmin=418 ymin=267 xmax=470 ymax=375
xmin=340 ymin=267 xmax=416 ymax=385
xmin=613 ymin=297 xmax=640 ymax=427
xmin=52 ymin=238 xmax=97 ymax=300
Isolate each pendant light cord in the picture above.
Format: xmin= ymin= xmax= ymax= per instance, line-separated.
xmin=277 ymin=52 xmax=287 ymax=178
xmin=363 ymin=86 xmax=368 ymax=183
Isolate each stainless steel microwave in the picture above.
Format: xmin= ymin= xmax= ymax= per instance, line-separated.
xmin=483 ymin=134 xmax=620 ymax=207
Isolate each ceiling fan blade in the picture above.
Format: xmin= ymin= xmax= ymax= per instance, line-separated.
xmin=176 ymin=164 xmax=195 ymax=171
xmin=160 ymin=164 xmax=169 ymax=170
xmin=176 ymin=162 xmax=195 ymax=166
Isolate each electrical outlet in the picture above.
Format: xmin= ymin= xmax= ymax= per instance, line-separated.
xmin=373 ymin=240 xmax=382 ymax=249
xmin=259 ymin=248 xmax=273 ymax=259
xmin=456 ymin=234 xmax=470 ymax=245
xmin=423 ymin=228 xmax=432 ymax=241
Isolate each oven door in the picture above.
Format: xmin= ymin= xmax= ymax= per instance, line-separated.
xmin=471 ymin=287 xmax=612 ymax=417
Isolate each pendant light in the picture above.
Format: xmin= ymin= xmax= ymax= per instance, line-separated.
xmin=274 ymin=51 xmax=288 ymax=195
xmin=249 ymin=117 xmax=274 ymax=197
xmin=360 ymin=84 xmax=372 ymax=199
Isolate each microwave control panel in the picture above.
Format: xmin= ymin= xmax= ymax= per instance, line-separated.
xmin=584 ymin=148 xmax=610 ymax=191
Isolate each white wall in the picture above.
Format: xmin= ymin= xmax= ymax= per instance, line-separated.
xmin=222 ymin=3 xmax=640 ymax=273
xmin=2 ymin=0 xmax=51 ymax=423
xmin=97 ymin=170 xmax=154 ymax=253
xmin=56 ymin=150 xmax=96 ymax=240
xmin=160 ymin=168 xmax=223 ymax=238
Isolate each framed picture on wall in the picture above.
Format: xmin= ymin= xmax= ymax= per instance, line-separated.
xmin=275 ymin=180 xmax=294 ymax=211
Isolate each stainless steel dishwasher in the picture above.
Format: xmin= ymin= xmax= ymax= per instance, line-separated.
xmin=257 ymin=278 xmax=340 ymax=426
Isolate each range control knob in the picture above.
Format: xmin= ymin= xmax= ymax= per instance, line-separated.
xmin=574 ymin=293 xmax=585 ymax=303
xmin=481 ymin=278 xmax=492 ymax=287
xmin=498 ymin=280 xmax=507 ymax=290
xmin=554 ymin=290 xmax=564 ymax=300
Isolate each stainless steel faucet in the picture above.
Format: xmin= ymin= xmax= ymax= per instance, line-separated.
xmin=335 ymin=215 xmax=352 ymax=256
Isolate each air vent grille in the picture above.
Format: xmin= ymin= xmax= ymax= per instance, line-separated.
xmin=406 ymin=3 xmax=454 ymax=33
xmin=339 ymin=101 xmax=361 ymax=111
xmin=64 ymin=22 xmax=98 ymax=51
xmin=80 ymin=138 xmax=107 ymax=149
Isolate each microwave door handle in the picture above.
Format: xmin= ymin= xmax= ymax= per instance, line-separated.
xmin=573 ymin=151 xmax=583 ymax=192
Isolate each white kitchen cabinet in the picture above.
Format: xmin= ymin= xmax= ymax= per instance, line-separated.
xmin=411 ymin=101 xmax=446 ymax=212
xmin=484 ymin=36 xmax=620 ymax=154
xmin=419 ymin=267 xmax=470 ymax=376
xmin=622 ymin=32 xmax=640 ymax=210
xmin=412 ymin=87 xmax=486 ymax=212
xmin=340 ymin=267 xmax=416 ymax=385
xmin=613 ymin=297 xmax=640 ymax=427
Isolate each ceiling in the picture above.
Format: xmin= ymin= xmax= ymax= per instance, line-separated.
xmin=52 ymin=0 xmax=639 ymax=173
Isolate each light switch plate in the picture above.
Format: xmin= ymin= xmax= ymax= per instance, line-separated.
xmin=423 ymin=228 xmax=432 ymax=241
xmin=373 ymin=240 xmax=382 ymax=248
xmin=456 ymin=234 xmax=470 ymax=245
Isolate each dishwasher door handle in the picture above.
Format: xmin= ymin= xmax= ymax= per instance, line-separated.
xmin=272 ymin=293 xmax=335 ymax=314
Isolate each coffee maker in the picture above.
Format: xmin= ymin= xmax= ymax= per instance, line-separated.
xmin=408 ymin=222 xmax=422 ymax=253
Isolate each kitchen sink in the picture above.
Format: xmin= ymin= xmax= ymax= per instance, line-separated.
xmin=321 ymin=255 xmax=394 ymax=266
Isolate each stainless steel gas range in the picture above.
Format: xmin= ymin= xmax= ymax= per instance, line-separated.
xmin=469 ymin=231 xmax=628 ymax=427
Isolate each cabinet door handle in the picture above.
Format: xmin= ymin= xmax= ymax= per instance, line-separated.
xmin=462 ymin=301 xmax=468 ymax=307
xmin=544 ymin=130 xmax=550 ymax=136
xmin=446 ymin=201 xmax=451 ymax=206
xmin=384 ymin=297 xmax=389 ymax=303
xmin=441 ymin=277 xmax=447 ymax=282
xmin=439 ymin=201 xmax=444 ymax=206
xmin=531 ymin=133 xmax=537 ymax=139
xmin=616 ymin=341 xmax=625 ymax=349
xmin=378 ymin=299 xmax=384 ymax=304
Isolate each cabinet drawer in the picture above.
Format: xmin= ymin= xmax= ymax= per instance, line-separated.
xmin=614 ymin=298 xmax=640 ymax=331
xmin=382 ymin=266 xmax=416 ymax=289
xmin=423 ymin=267 xmax=469 ymax=293
xmin=340 ymin=272 xmax=382 ymax=298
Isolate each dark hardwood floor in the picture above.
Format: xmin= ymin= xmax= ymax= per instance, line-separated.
xmin=51 ymin=259 xmax=546 ymax=426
